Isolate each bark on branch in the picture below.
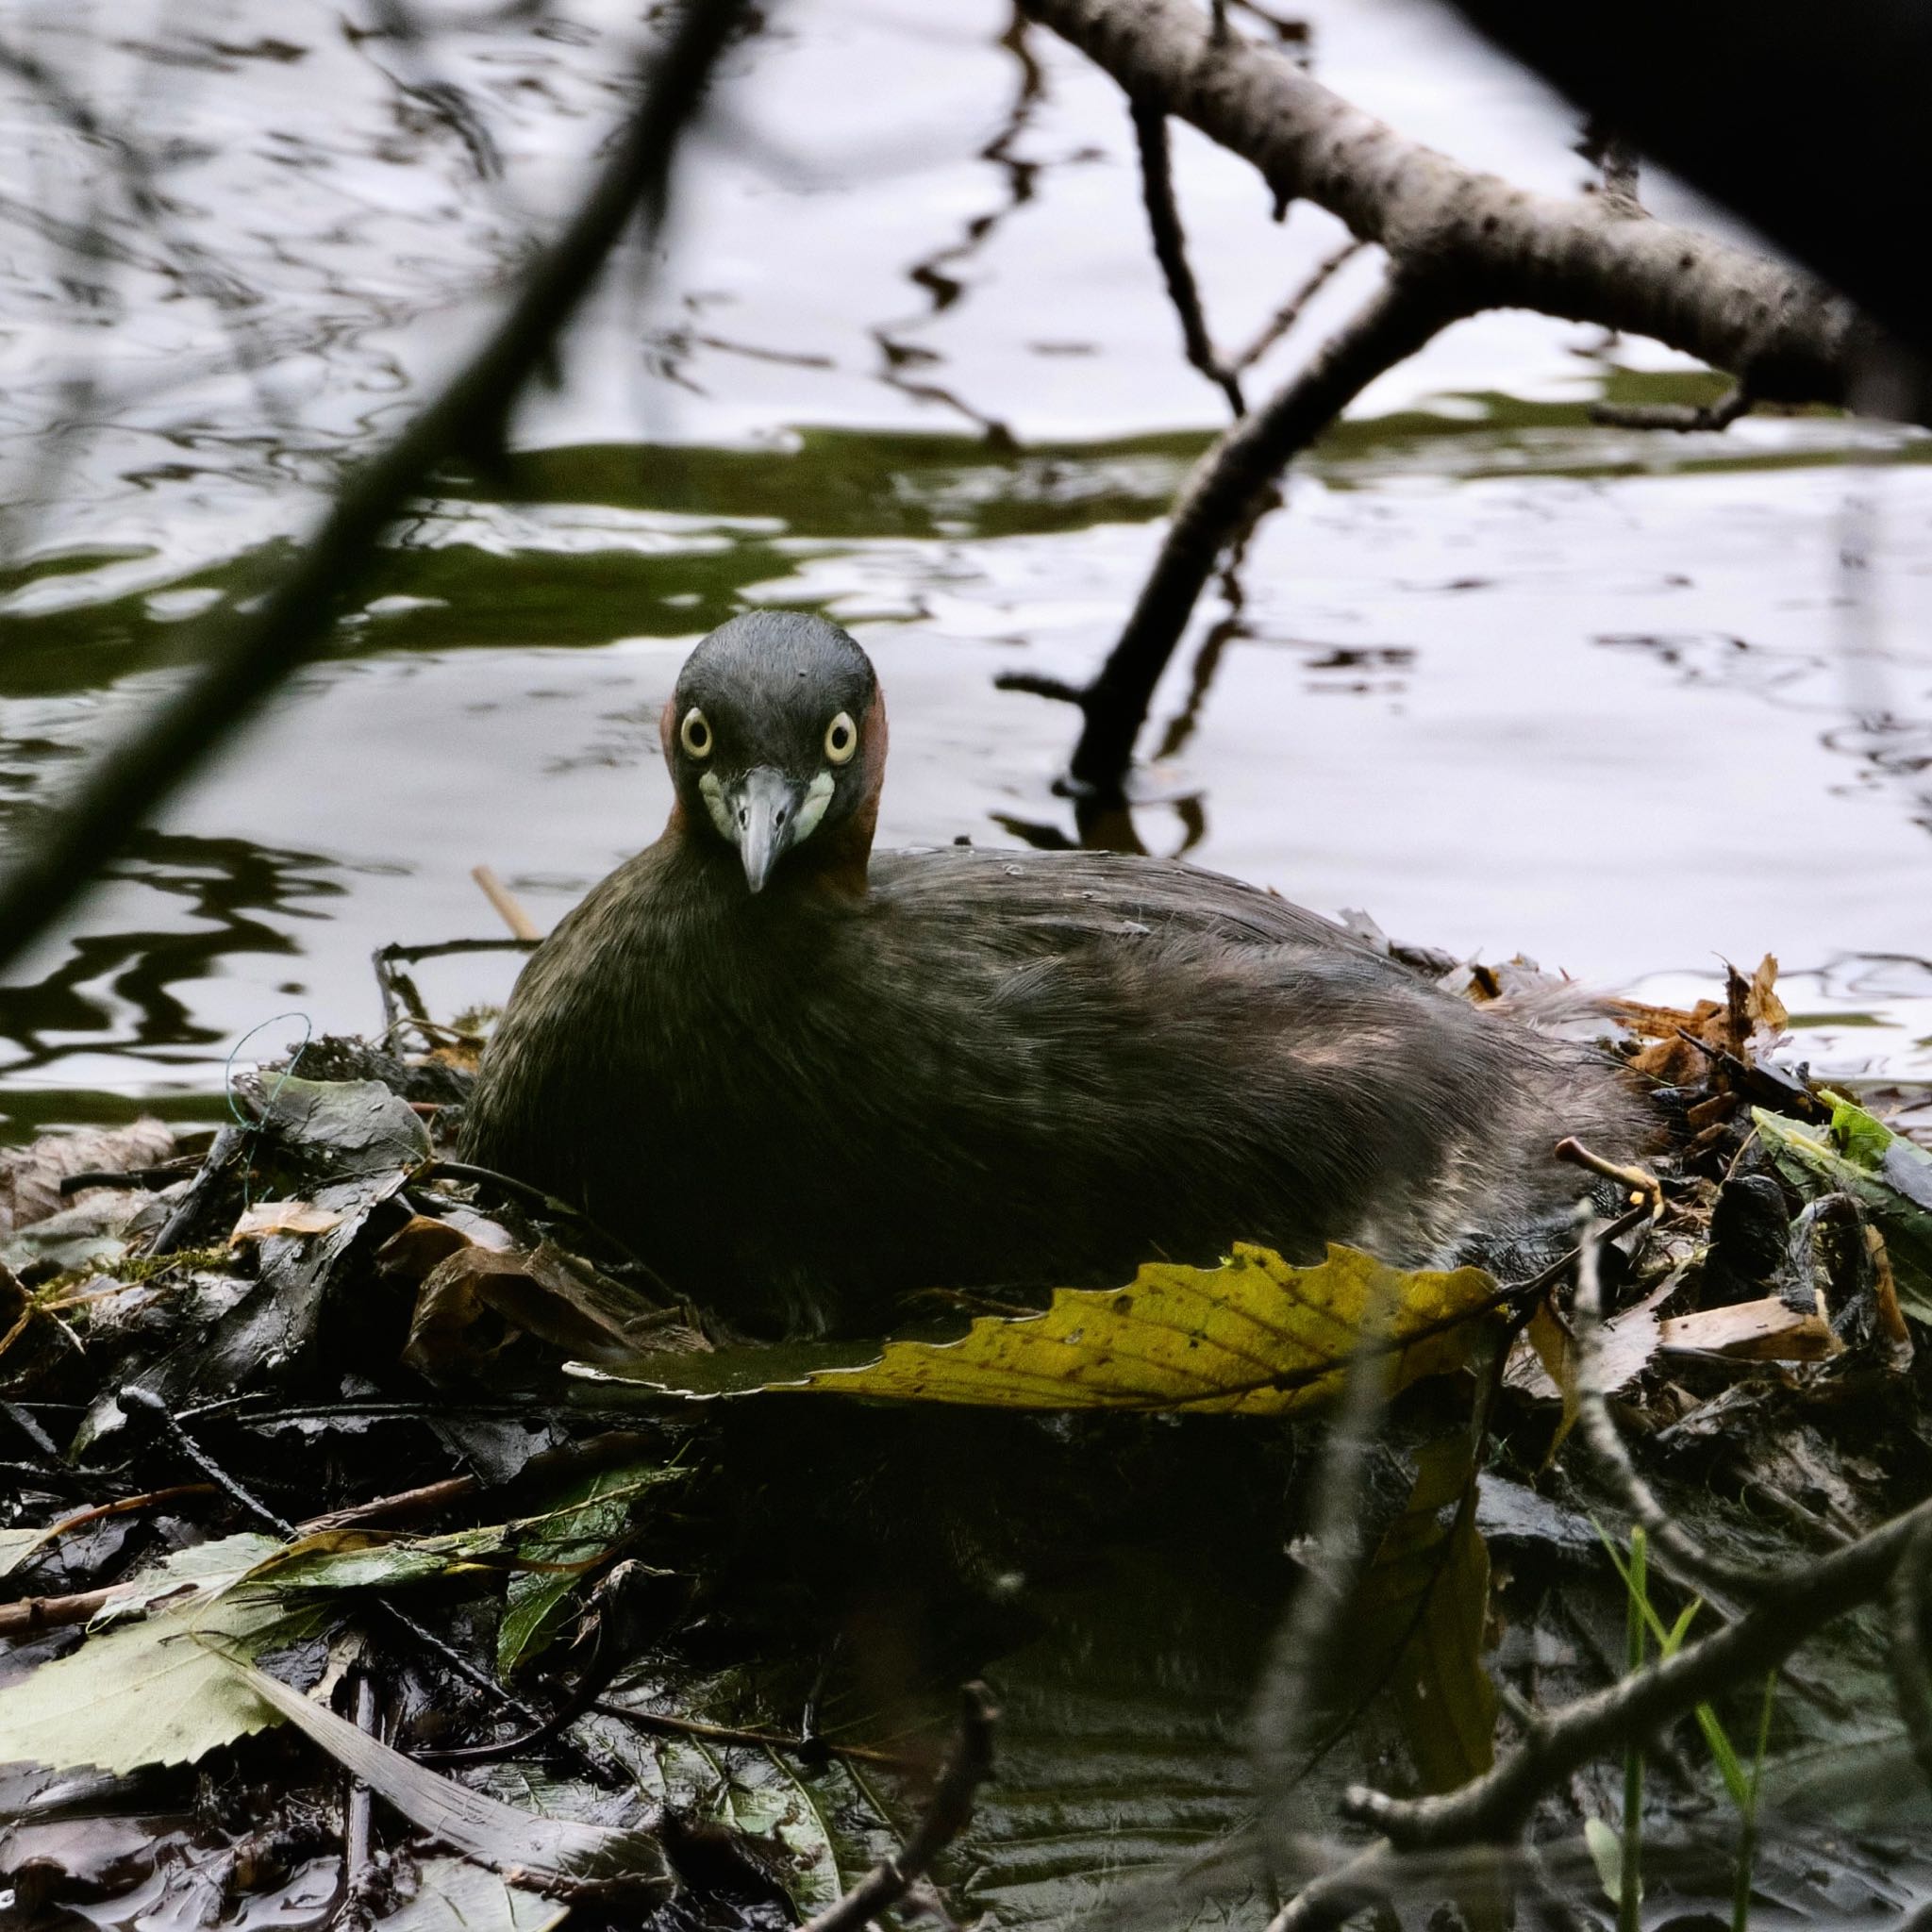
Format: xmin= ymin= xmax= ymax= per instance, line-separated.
xmin=1017 ymin=0 xmax=1931 ymax=800
xmin=1023 ymin=0 xmax=1919 ymax=417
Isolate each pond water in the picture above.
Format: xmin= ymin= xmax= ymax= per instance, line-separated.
xmin=1 ymin=0 xmax=1928 ymax=1136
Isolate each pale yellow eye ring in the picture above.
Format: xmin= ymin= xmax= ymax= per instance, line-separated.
xmin=824 ymin=711 xmax=858 ymax=765
xmin=680 ymin=707 xmax=713 ymax=759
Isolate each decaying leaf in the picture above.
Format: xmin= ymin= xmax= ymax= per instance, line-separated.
xmin=405 ymin=1238 xmax=705 ymax=1379
xmin=0 ymin=1118 xmax=177 ymax=1238
xmin=1757 ymin=1104 xmax=1932 ymax=1320
xmin=1616 ymin=954 xmax=1787 ymax=1087
xmin=232 ymin=1661 xmax=674 ymax=1902
xmin=583 ymin=1244 xmax=1499 ymax=1415
xmin=1351 ymin=1433 xmax=1497 ymax=1793
xmin=230 ymin=1198 xmax=347 ymax=1241
xmin=381 ymin=1857 xmax=569 ymax=1932
xmin=1657 ymin=1296 xmax=1840 ymax=1361
xmin=236 ymin=1072 xmax=431 ymax=1182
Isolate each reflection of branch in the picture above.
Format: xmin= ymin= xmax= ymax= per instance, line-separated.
xmin=1234 ymin=237 xmax=1366 ymax=373
xmin=1067 ymin=272 xmax=1466 ymax=796
xmin=0 ymin=2 xmax=747 ymax=978
xmin=1590 ymin=386 xmax=1751 ymax=432
xmin=1130 ymin=101 xmax=1244 ymax=414
xmin=797 ymin=1682 xmax=997 ymax=1932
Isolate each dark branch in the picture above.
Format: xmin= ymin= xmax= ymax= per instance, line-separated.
xmin=0 ymin=0 xmax=747 ymax=979
xmin=1342 ymin=1487 xmax=1932 ymax=1847
xmin=1065 ymin=272 xmax=1466 ymax=797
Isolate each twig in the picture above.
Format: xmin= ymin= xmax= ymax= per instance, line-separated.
xmin=472 ymin=865 xmax=541 ymax=942
xmin=0 ymin=0 xmax=748 ymax=980
xmin=1555 ymin=1136 xmax=1663 ymax=1214
xmin=796 ymin=1682 xmax=997 ymax=1932
xmin=1341 ymin=1485 xmax=1932 ymax=1847
xmin=1130 ymin=99 xmax=1244 ymax=414
xmin=341 ymin=1669 xmax=378 ymax=1930
xmin=0 ymin=1581 xmax=126 ymax=1638
xmin=1234 ymin=238 xmax=1367 ymax=372
xmin=117 ymin=1385 xmax=572 ymax=1755
xmin=1589 ymin=387 xmax=1752 ymax=432
xmin=1063 ymin=271 xmax=1466 ymax=797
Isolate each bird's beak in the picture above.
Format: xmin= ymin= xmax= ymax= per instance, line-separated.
xmin=729 ymin=765 xmax=807 ymax=894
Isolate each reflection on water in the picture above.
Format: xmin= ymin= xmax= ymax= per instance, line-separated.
xmin=0 ymin=0 xmax=1928 ymax=1133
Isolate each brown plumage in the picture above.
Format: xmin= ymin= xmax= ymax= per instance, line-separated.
xmin=463 ymin=611 xmax=1643 ymax=1336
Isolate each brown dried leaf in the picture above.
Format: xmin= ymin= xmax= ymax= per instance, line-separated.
xmin=0 ymin=1119 xmax=177 ymax=1238
xmin=230 ymin=1200 xmax=345 ymax=1241
xmin=1657 ymin=1296 xmax=1840 ymax=1362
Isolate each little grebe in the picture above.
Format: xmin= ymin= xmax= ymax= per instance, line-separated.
xmin=463 ymin=612 xmax=1641 ymax=1336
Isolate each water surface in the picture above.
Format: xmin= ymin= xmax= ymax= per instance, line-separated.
xmin=1 ymin=0 xmax=1926 ymax=1132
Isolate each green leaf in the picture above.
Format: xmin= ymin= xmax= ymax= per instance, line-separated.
xmin=498 ymin=1462 xmax=682 ymax=1679
xmin=379 ymin=1857 xmax=569 ymax=1932
xmin=1755 ymin=1108 xmax=1932 ymax=1320
xmin=583 ymin=1244 xmax=1500 ymax=1416
xmin=0 ymin=1566 xmax=326 ymax=1774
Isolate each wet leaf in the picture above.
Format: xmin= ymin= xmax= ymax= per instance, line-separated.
xmin=0 ymin=1119 xmax=177 ymax=1238
xmin=231 ymin=1661 xmax=674 ymax=1902
xmin=1351 ymin=1434 xmax=1496 ymax=1793
xmin=407 ymin=1240 xmax=703 ymax=1380
xmin=237 ymin=1073 xmax=430 ymax=1181
xmin=230 ymin=1198 xmax=346 ymax=1241
xmin=382 ymin=1857 xmax=569 ymax=1932
xmin=584 ymin=1244 xmax=1499 ymax=1415
xmin=498 ymin=1460 xmax=680 ymax=1679
xmin=0 ymin=1537 xmax=326 ymax=1774
xmin=1756 ymin=1108 xmax=1932 ymax=1319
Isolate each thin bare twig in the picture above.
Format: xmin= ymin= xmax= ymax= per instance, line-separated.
xmin=1130 ymin=99 xmax=1244 ymax=414
xmin=1233 ymin=237 xmax=1367 ymax=372
xmin=1571 ymin=1222 xmax=1797 ymax=1599
xmin=1342 ymin=1485 xmax=1932 ymax=1848
xmin=1251 ymin=1335 xmax=1393 ymax=1870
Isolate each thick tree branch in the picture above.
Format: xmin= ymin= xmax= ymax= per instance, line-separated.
xmin=1021 ymin=0 xmax=1923 ymax=419
xmin=1016 ymin=0 xmax=1927 ymax=801
xmin=1065 ymin=272 xmax=1467 ymax=795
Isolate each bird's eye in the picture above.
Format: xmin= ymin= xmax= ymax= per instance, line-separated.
xmin=824 ymin=711 xmax=858 ymax=765
xmin=680 ymin=708 xmax=713 ymax=759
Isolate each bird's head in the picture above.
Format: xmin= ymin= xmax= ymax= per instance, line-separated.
xmin=662 ymin=611 xmax=888 ymax=895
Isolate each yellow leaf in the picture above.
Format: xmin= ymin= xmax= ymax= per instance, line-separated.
xmin=585 ymin=1244 xmax=1500 ymax=1415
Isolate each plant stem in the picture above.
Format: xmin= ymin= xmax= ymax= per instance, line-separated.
xmin=1622 ymin=1525 xmax=1647 ymax=1932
